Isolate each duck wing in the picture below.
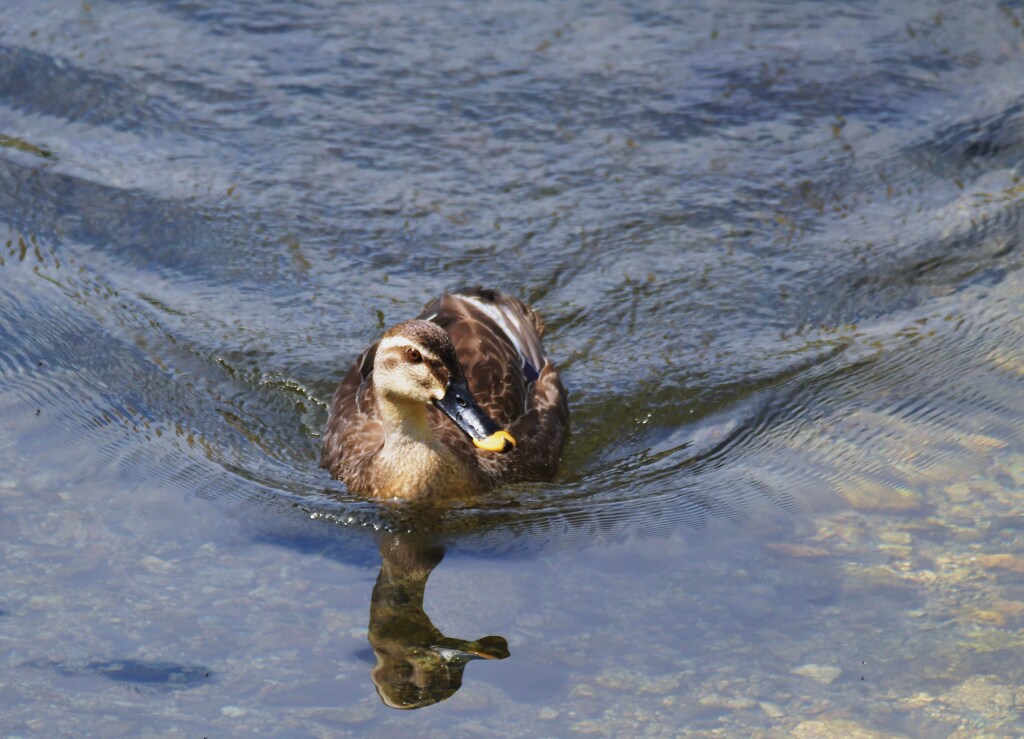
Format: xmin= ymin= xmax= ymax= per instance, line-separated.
xmin=419 ymin=289 xmax=568 ymax=481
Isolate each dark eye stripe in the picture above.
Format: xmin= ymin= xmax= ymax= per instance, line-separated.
xmin=427 ymin=359 xmax=448 ymax=383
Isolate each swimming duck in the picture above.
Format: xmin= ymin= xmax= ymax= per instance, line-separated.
xmin=321 ymin=288 xmax=569 ymax=500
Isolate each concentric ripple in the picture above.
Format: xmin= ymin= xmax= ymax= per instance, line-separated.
xmin=1 ymin=0 xmax=1023 ymax=560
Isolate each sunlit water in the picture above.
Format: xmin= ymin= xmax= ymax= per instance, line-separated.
xmin=2 ymin=0 xmax=1024 ymax=734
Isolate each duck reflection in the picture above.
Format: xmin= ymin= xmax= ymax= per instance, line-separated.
xmin=369 ymin=533 xmax=509 ymax=709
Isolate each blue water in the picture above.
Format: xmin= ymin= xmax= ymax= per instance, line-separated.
xmin=2 ymin=0 xmax=1024 ymax=734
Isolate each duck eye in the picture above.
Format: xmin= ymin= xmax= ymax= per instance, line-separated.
xmin=406 ymin=348 xmax=422 ymax=363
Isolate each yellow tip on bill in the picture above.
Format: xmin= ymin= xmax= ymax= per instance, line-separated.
xmin=473 ymin=429 xmax=516 ymax=453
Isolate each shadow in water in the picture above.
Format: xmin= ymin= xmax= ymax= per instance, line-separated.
xmin=369 ymin=532 xmax=509 ymax=710
xmin=48 ymin=660 xmax=212 ymax=691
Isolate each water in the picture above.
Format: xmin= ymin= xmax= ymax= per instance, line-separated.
xmin=2 ymin=0 xmax=1024 ymax=734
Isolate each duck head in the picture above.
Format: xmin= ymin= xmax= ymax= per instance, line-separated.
xmin=373 ymin=320 xmax=515 ymax=453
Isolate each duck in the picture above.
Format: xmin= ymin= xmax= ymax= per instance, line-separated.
xmin=321 ymin=287 xmax=569 ymax=500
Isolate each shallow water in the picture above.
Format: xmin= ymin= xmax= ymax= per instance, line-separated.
xmin=2 ymin=0 xmax=1024 ymax=734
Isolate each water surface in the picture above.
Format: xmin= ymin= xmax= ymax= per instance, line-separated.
xmin=2 ymin=0 xmax=1024 ymax=735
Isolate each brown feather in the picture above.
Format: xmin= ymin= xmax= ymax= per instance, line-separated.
xmin=321 ymin=289 xmax=569 ymax=499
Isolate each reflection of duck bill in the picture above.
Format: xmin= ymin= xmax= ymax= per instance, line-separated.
xmin=432 ymin=635 xmax=510 ymax=663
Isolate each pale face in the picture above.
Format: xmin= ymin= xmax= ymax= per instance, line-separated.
xmin=373 ymin=336 xmax=449 ymax=404
xmin=371 ymin=321 xmax=515 ymax=454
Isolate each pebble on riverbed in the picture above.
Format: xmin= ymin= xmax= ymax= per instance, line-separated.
xmin=790 ymin=664 xmax=841 ymax=685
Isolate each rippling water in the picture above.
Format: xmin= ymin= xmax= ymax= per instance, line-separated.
xmin=3 ymin=0 xmax=1024 ymax=734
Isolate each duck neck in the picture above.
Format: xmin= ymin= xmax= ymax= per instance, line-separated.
xmin=372 ymin=394 xmax=459 ymax=498
xmin=376 ymin=395 xmax=439 ymax=450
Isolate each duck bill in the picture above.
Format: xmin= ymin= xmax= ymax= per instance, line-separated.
xmin=433 ymin=378 xmax=516 ymax=453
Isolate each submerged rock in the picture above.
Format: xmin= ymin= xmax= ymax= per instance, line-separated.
xmin=792 ymin=718 xmax=905 ymax=738
xmin=758 ymin=701 xmax=785 ymax=718
xmin=791 ymin=664 xmax=841 ymax=685
xmin=977 ymin=554 xmax=1024 ymax=574
xmin=835 ymin=477 xmax=921 ymax=512
xmin=943 ymin=675 xmax=1018 ymax=721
